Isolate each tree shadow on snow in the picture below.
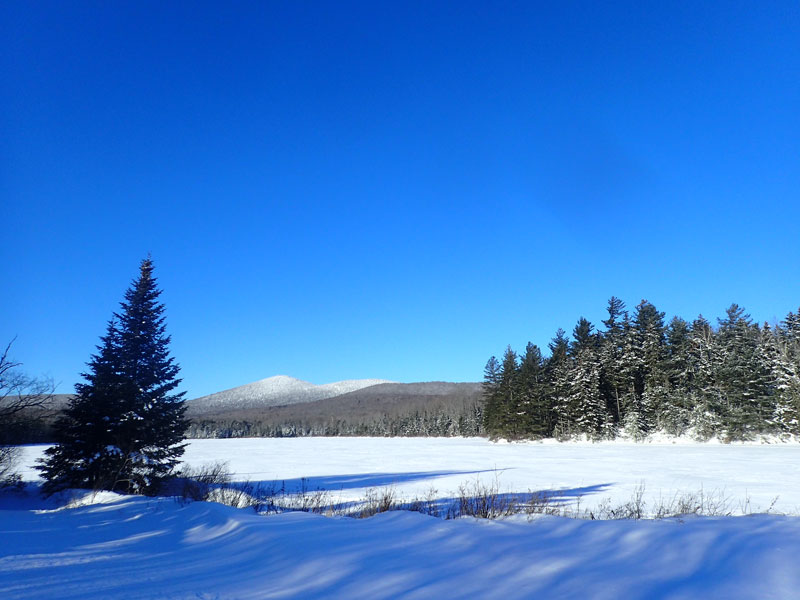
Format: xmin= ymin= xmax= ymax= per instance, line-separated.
xmin=230 ymin=469 xmax=498 ymax=494
xmin=391 ymin=483 xmax=616 ymax=518
xmin=219 ymin=470 xmax=614 ymax=518
xmin=537 ymin=483 xmax=614 ymax=503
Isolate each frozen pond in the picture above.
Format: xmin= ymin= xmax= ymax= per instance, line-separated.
xmin=18 ymin=437 xmax=800 ymax=514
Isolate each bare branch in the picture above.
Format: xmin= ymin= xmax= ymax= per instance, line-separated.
xmin=0 ymin=339 xmax=56 ymax=423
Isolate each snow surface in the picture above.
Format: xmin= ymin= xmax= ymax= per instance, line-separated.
xmin=178 ymin=436 xmax=800 ymax=514
xmin=21 ymin=437 xmax=797 ymax=514
xmin=188 ymin=375 xmax=394 ymax=412
xmin=6 ymin=437 xmax=800 ymax=598
xmin=2 ymin=495 xmax=800 ymax=599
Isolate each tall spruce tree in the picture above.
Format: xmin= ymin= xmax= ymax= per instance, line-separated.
xmin=759 ymin=322 xmax=799 ymax=434
xmin=599 ymin=297 xmax=627 ymax=425
xmin=565 ymin=318 xmax=606 ymax=436
xmin=482 ymin=356 xmax=503 ymax=436
xmin=632 ymin=300 xmax=666 ymax=432
xmin=715 ymin=304 xmax=772 ymax=438
xmin=518 ymin=342 xmax=548 ymax=437
xmin=547 ymin=329 xmax=573 ymax=438
xmin=617 ymin=312 xmax=640 ymax=432
xmin=661 ymin=317 xmax=692 ymax=434
xmin=39 ymin=258 xmax=187 ymax=495
xmin=497 ymin=346 xmax=521 ymax=438
xmin=687 ymin=315 xmax=721 ymax=437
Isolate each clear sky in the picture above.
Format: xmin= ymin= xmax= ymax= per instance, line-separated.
xmin=3 ymin=2 xmax=799 ymax=398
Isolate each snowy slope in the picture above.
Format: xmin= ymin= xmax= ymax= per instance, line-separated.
xmin=1 ymin=495 xmax=800 ymax=599
xmin=187 ymin=375 xmax=393 ymax=414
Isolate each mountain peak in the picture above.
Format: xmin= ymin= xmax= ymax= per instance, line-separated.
xmin=188 ymin=376 xmax=394 ymax=415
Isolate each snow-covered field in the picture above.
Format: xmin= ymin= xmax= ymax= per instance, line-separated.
xmin=18 ymin=437 xmax=799 ymax=514
xmin=182 ymin=436 xmax=800 ymax=514
xmin=3 ymin=437 xmax=800 ymax=599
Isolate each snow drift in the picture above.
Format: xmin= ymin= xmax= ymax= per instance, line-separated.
xmin=1 ymin=495 xmax=799 ymax=599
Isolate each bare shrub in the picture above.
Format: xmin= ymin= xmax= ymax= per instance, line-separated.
xmin=449 ymin=477 xmax=521 ymax=519
xmin=278 ymin=484 xmax=338 ymax=515
xmin=171 ymin=464 xmax=786 ymax=522
xmin=176 ymin=461 xmax=232 ymax=502
xmin=406 ymin=486 xmax=441 ymax=518
xmin=357 ymin=487 xmax=399 ymax=518
xmin=585 ymin=483 xmax=647 ymax=520
xmin=207 ymin=481 xmax=271 ymax=510
xmin=651 ymin=487 xmax=733 ymax=519
xmin=574 ymin=484 xmax=759 ymax=521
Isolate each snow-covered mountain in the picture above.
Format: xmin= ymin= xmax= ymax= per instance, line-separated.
xmin=188 ymin=376 xmax=393 ymax=415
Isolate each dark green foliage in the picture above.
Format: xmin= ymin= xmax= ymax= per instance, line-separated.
xmin=483 ymin=347 xmax=522 ymax=438
xmin=518 ymin=343 xmax=550 ymax=437
xmin=570 ymin=317 xmax=597 ymax=356
xmin=482 ymin=298 xmax=800 ymax=441
xmin=660 ymin=317 xmax=692 ymax=434
xmin=481 ymin=356 xmax=501 ymax=436
xmin=546 ymin=329 xmax=570 ymax=438
xmin=39 ymin=259 xmax=187 ymax=495
xmin=599 ymin=297 xmax=626 ymax=425
xmin=713 ymin=305 xmax=772 ymax=438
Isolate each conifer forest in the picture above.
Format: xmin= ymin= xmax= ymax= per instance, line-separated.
xmin=482 ymin=298 xmax=800 ymax=441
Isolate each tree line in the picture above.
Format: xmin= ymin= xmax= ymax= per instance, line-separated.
xmin=187 ymin=400 xmax=484 ymax=439
xmin=483 ymin=297 xmax=800 ymax=441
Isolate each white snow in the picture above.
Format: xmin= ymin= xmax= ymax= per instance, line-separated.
xmin=5 ymin=437 xmax=800 ymax=598
xmin=2 ymin=495 xmax=800 ymax=599
xmin=122 ymin=437 xmax=800 ymax=514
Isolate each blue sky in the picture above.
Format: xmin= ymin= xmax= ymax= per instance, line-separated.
xmin=3 ymin=2 xmax=799 ymax=398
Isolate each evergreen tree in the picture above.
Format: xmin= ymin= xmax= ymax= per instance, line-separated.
xmin=780 ymin=308 xmax=800 ymax=373
xmin=715 ymin=304 xmax=772 ymax=439
xmin=617 ymin=312 xmax=640 ymax=432
xmin=570 ymin=317 xmax=596 ymax=356
xmin=632 ymin=300 xmax=666 ymax=431
xmin=661 ymin=317 xmax=692 ymax=434
xmin=547 ymin=329 xmax=573 ymax=438
xmin=518 ymin=342 xmax=549 ymax=437
xmin=774 ymin=309 xmax=800 ymax=433
xmin=570 ymin=349 xmax=605 ymax=436
xmin=497 ymin=346 xmax=521 ymax=438
xmin=599 ymin=297 xmax=627 ymax=425
xmin=39 ymin=258 xmax=187 ymax=495
xmin=547 ymin=329 xmax=570 ymax=368
xmin=759 ymin=323 xmax=799 ymax=434
xmin=564 ymin=318 xmax=606 ymax=436
xmin=686 ymin=315 xmax=721 ymax=438
xmin=482 ymin=356 xmax=502 ymax=435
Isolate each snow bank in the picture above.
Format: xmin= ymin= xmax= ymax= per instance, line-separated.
xmin=1 ymin=494 xmax=799 ymax=599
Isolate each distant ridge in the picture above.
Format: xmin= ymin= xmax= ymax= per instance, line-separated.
xmin=187 ymin=375 xmax=393 ymax=415
xmin=185 ymin=380 xmax=485 ymax=438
